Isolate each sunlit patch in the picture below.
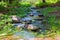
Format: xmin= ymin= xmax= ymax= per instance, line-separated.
xmin=0 ymin=33 xmax=7 ymax=36
xmin=46 ymin=0 xmax=58 ymax=4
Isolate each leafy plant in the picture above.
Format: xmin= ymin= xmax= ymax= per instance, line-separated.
xmin=19 ymin=2 xmax=31 ymax=7
xmin=0 ymin=2 xmax=8 ymax=7
xmin=8 ymin=6 xmax=30 ymax=17
xmin=46 ymin=0 xmax=58 ymax=4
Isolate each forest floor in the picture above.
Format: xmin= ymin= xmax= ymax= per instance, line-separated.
xmin=1 ymin=35 xmax=60 ymax=40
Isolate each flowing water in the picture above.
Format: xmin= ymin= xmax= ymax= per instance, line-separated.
xmin=12 ymin=6 xmax=46 ymax=40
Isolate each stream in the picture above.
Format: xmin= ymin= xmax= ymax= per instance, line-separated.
xmin=12 ymin=6 xmax=46 ymax=40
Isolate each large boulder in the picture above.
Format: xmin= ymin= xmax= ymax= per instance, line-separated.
xmin=11 ymin=15 xmax=21 ymax=23
xmin=27 ymin=24 xmax=39 ymax=30
xmin=27 ymin=24 xmax=41 ymax=32
xmin=27 ymin=21 xmax=41 ymax=31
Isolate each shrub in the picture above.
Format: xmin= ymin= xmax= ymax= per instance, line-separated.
xmin=35 ymin=1 xmax=43 ymax=7
xmin=35 ymin=0 xmax=59 ymax=7
xmin=0 ymin=2 xmax=7 ymax=7
xmin=0 ymin=2 xmax=8 ymax=12
xmin=46 ymin=0 xmax=58 ymax=4
xmin=35 ymin=1 xmax=51 ymax=7
xmin=19 ymin=2 xmax=31 ymax=7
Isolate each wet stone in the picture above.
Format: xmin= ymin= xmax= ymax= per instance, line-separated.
xmin=29 ymin=13 xmax=34 ymax=16
xmin=38 ymin=14 xmax=44 ymax=17
xmin=27 ymin=21 xmax=43 ymax=31
xmin=34 ymin=18 xmax=44 ymax=21
xmin=11 ymin=15 xmax=22 ymax=23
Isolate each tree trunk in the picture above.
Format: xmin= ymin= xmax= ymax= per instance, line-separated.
xmin=42 ymin=0 xmax=45 ymax=3
xmin=0 ymin=0 xmax=1 ymax=2
xmin=9 ymin=0 xmax=12 ymax=4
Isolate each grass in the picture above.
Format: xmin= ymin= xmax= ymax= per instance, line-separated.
xmin=40 ymin=7 xmax=60 ymax=16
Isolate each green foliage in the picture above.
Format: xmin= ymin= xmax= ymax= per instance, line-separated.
xmin=35 ymin=1 xmax=44 ymax=7
xmin=8 ymin=6 xmax=30 ymax=17
xmin=19 ymin=2 xmax=31 ymax=7
xmin=8 ymin=0 xmax=19 ymax=6
xmin=47 ymin=15 xmax=56 ymax=24
xmin=0 ymin=2 xmax=8 ymax=7
xmin=46 ymin=0 xmax=58 ymax=4
xmin=0 ymin=2 xmax=8 ymax=11
xmin=35 ymin=0 xmax=59 ymax=7
xmin=40 ymin=7 xmax=60 ymax=16
xmin=39 ymin=7 xmax=60 ymax=35
xmin=0 ymin=14 xmax=16 ymax=36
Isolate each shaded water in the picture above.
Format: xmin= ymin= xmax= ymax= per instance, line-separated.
xmin=14 ymin=31 xmax=35 ymax=38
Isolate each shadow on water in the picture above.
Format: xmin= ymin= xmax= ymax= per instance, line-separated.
xmin=14 ymin=30 xmax=35 ymax=39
